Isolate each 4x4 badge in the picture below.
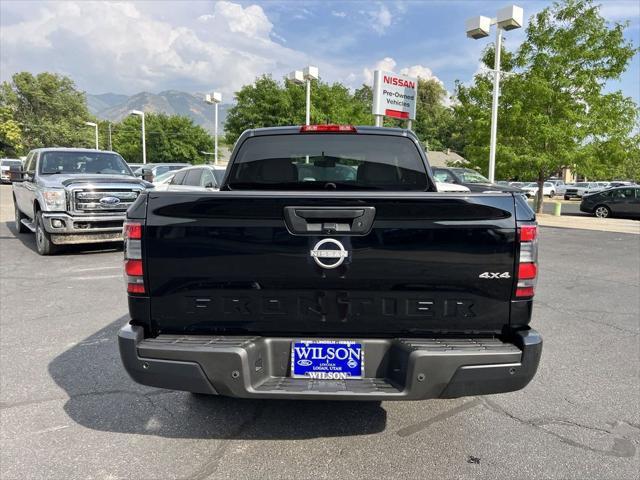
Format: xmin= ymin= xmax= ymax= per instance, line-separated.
xmin=479 ymin=272 xmax=511 ymax=279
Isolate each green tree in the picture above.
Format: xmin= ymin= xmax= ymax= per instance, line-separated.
xmin=224 ymin=76 xmax=376 ymax=144
xmin=412 ymin=78 xmax=454 ymax=151
xmin=453 ymin=0 xmax=638 ymax=211
xmin=0 ymin=72 xmax=93 ymax=154
xmin=0 ymin=106 xmax=23 ymax=156
xmin=111 ymin=113 xmax=214 ymax=164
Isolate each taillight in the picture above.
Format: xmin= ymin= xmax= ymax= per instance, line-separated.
xmin=123 ymin=221 xmax=145 ymax=295
xmin=515 ymin=224 xmax=538 ymax=298
xmin=300 ymin=125 xmax=357 ymax=133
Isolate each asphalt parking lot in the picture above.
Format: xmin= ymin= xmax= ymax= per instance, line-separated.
xmin=1 ymin=184 xmax=638 ymax=480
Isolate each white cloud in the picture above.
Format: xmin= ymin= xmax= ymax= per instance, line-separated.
xmin=331 ymin=11 xmax=347 ymax=18
xmin=599 ymin=1 xmax=640 ymax=21
xmin=369 ymin=4 xmax=392 ymax=34
xmin=362 ymin=58 xmax=443 ymax=85
xmin=198 ymin=2 xmax=272 ymax=38
xmin=399 ymin=65 xmax=443 ymax=86
xmin=363 ymin=57 xmax=397 ymax=84
xmin=0 ymin=1 xmax=307 ymax=99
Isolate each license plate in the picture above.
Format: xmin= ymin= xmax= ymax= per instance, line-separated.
xmin=291 ymin=340 xmax=363 ymax=379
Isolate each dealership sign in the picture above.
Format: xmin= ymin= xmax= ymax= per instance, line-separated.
xmin=372 ymin=70 xmax=418 ymax=120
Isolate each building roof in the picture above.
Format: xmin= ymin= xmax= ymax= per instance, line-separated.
xmin=427 ymin=149 xmax=467 ymax=167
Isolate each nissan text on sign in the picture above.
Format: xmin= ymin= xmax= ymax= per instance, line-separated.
xmin=372 ymin=70 xmax=418 ymax=122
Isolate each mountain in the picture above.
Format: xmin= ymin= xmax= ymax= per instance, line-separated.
xmin=86 ymin=90 xmax=228 ymax=134
xmin=86 ymin=93 xmax=129 ymax=114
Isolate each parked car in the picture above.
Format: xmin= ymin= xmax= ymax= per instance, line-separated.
xmin=118 ymin=124 xmax=542 ymax=401
xmin=608 ymin=181 xmax=635 ymax=188
xmin=127 ymin=163 xmax=145 ymax=171
xmin=166 ymin=165 xmax=220 ymax=191
xmin=1 ymin=158 xmax=23 ymax=183
xmin=580 ymin=186 xmax=640 ymax=219
xmin=547 ymin=180 xmax=565 ymax=196
xmin=212 ymin=165 xmax=227 ymax=185
xmin=564 ymin=182 xmax=601 ymax=199
xmin=133 ymin=163 xmax=190 ymax=182
xmin=435 ymin=182 xmax=471 ymax=192
xmin=12 ymin=148 xmax=147 ymax=255
xmin=431 ymin=167 xmax=522 ymax=193
xmin=152 ymin=170 xmax=176 ymax=185
xmin=521 ymin=182 xmax=556 ymax=198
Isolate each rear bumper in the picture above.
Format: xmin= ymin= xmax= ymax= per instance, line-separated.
xmin=118 ymin=324 xmax=542 ymax=400
xmin=42 ymin=212 xmax=125 ymax=244
xmin=579 ymin=203 xmax=593 ymax=213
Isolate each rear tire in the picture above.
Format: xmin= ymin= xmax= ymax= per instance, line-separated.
xmin=564 ymin=195 xmax=570 ymax=201
xmin=14 ymin=199 xmax=28 ymax=233
xmin=594 ymin=205 xmax=611 ymax=219
xmin=35 ymin=211 xmax=57 ymax=255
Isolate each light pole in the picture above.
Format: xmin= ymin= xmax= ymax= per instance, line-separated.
xmin=205 ymin=92 xmax=222 ymax=165
xmin=288 ymin=66 xmax=319 ymax=125
xmin=107 ymin=122 xmax=113 ymax=151
xmin=84 ymin=121 xmax=98 ymax=149
xmin=129 ymin=110 xmax=147 ymax=164
xmin=466 ymin=5 xmax=523 ymax=183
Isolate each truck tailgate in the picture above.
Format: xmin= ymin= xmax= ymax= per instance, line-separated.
xmin=143 ymin=191 xmax=517 ymax=336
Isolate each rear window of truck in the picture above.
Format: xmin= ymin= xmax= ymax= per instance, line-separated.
xmin=227 ymin=134 xmax=428 ymax=191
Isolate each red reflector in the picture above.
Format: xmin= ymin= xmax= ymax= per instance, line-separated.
xmin=300 ymin=124 xmax=357 ymax=133
xmin=384 ymin=109 xmax=410 ymax=119
xmin=124 ymin=222 xmax=142 ymax=239
xmin=127 ymin=283 xmax=146 ymax=294
xmin=520 ymin=225 xmax=537 ymax=242
xmin=125 ymin=259 xmax=143 ymax=276
xmin=518 ymin=262 xmax=537 ymax=279
xmin=516 ymin=287 xmax=535 ymax=297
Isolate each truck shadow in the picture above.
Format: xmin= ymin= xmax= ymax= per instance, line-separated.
xmin=48 ymin=317 xmax=387 ymax=440
xmin=3 ymin=221 xmax=123 ymax=255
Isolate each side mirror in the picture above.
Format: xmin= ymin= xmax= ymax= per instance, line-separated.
xmin=141 ymin=168 xmax=154 ymax=182
xmin=9 ymin=165 xmax=25 ymax=182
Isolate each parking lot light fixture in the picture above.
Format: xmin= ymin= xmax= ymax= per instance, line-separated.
xmin=205 ymin=92 xmax=222 ymax=165
xmin=289 ymin=66 xmax=318 ymax=126
xmin=129 ymin=110 xmax=147 ymax=164
xmin=465 ymin=5 xmax=523 ymax=183
xmin=84 ymin=121 xmax=98 ymax=149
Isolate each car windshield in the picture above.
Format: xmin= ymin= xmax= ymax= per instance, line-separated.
xmin=228 ymin=134 xmax=428 ymax=191
xmin=153 ymin=171 xmax=175 ymax=184
xmin=40 ymin=152 xmax=131 ymax=175
xmin=212 ymin=168 xmax=226 ymax=185
xmin=574 ymin=182 xmax=589 ymax=187
xmin=454 ymin=169 xmax=490 ymax=183
xmin=1 ymin=159 xmax=22 ymax=167
xmin=525 ymin=183 xmax=537 ymax=187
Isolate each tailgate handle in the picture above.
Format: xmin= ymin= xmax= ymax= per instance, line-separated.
xmin=295 ymin=208 xmax=364 ymax=219
xmin=284 ymin=206 xmax=376 ymax=235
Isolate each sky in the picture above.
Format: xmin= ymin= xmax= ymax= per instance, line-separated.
xmin=1 ymin=0 xmax=638 ymax=104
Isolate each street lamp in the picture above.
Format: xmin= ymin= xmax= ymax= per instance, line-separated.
xmin=204 ymin=92 xmax=222 ymax=165
xmin=84 ymin=121 xmax=98 ymax=149
xmin=466 ymin=4 xmax=523 ymax=183
xmin=288 ymin=66 xmax=319 ymax=125
xmin=129 ymin=110 xmax=147 ymax=164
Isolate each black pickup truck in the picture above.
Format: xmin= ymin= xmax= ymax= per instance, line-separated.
xmin=118 ymin=125 xmax=542 ymax=400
